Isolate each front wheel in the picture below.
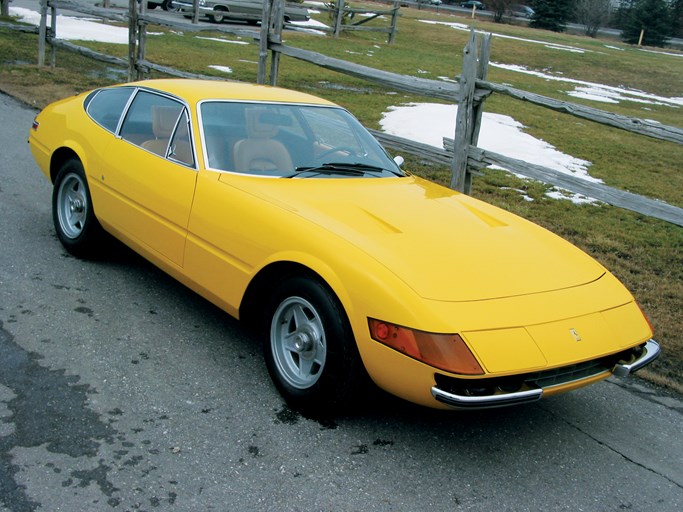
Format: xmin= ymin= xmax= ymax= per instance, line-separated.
xmin=263 ymin=276 xmax=364 ymax=414
xmin=209 ymin=7 xmax=228 ymax=23
xmin=52 ymin=159 xmax=104 ymax=258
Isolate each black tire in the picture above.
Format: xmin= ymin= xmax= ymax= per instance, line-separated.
xmin=52 ymin=159 xmax=104 ymax=258
xmin=161 ymin=0 xmax=179 ymax=11
xmin=262 ymin=276 xmax=364 ymax=414
xmin=209 ymin=7 xmax=228 ymax=23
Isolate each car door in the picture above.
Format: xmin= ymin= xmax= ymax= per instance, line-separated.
xmin=96 ymin=89 xmax=198 ymax=267
xmin=234 ymin=0 xmax=261 ymax=18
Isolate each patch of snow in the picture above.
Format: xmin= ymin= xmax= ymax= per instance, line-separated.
xmin=10 ymin=6 xmax=130 ymax=44
xmin=289 ymin=18 xmax=329 ymax=35
xmin=492 ymin=62 xmax=683 ymax=107
xmin=380 ymin=102 xmax=600 ymax=204
xmin=419 ymin=20 xmax=589 ymax=54
xmin=545 ymin=188 xmax=597 ymax=205
xmin=639 ymin=48 xmax=683 ymax=58
xmin=209 ymin=65 xmax=233 ymax=74
xmin=567 ymin=86 xmax=620 ymax=104
xmin=196 ymin=37 xmax=249 ymax=45
xmin=501 ymin=187 xmax=535 ymax=202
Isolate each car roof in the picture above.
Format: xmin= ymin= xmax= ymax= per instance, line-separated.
xmin=125 ymin=79 xmax=337 ymax=106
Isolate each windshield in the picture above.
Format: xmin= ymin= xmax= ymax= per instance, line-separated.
xmin=199 ymin=101 xmax=404 ymax=178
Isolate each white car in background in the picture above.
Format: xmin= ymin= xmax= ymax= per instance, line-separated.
xmin=145 ymin=0 xmax=179 ymax=11
xmin=175 ymin=0 xmax=310 ymax=24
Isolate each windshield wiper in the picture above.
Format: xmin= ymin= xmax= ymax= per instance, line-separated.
xmin=284 ymin=162 xmax=399 ymax=178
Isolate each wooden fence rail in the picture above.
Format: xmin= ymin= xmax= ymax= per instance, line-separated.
xmin=480 ymin=80 xmax=683 ymax=145
xmin=0 ymin=21 xmax=39 ymax=33
xmin=5 ymin=0 xmax=681 ymax=227
xmin=267 ymin=42 xmax=490 ymax=102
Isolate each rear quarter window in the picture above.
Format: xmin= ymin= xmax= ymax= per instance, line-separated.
xmin=85 ymin=87 xmax=135 ymax=133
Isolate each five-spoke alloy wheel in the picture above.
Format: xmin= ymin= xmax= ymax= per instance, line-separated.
xmin=263 ymin=276 xmax=363 ymax=413
xmin=52 ymin=159 xmax=104 ymax=258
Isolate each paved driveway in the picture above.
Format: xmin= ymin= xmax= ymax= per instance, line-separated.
xmin=1 ymin=92 xmax=682 ymax=511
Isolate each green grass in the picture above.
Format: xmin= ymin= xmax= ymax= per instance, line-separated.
xmin=1 ymin=4 xmax=682 ymax=391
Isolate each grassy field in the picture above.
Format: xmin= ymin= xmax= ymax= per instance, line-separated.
xmin=1 ymin=3 xmax=682 ymax=392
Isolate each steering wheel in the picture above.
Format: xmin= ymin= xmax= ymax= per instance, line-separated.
xmin=315 ymin=146 xmax=358 ymax=161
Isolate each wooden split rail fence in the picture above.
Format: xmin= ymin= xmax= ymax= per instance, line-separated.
xmin=312 ymin=0 xmax=400 ymax=43
xmin=2 ymin=0 xmax=681 ymax=227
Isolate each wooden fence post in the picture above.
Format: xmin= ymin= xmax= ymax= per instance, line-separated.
xmin=388 ymin=1 xmax=399 ymax=44
xmin=49 ymin=3 xmax=56 ymax=67
xmin=137 ymin=0 xmax=147 ymax=80
xmin=269 ymin=0 xmax=284 ymax=85
xmin=466 ymin=33 xmax=490 ymax=193
xmin=192 ymin=0 xmax=200 ymax=24
xmin=450 ymin=30 xmax=479 ymax=193
xmin=38 ymin=0 xmax=47 ymax=66
xmin=334 ymin=0 xmax=343 ymax=38
xmin=128 ymin=0 xmax=137 ymax=82
xmin=257 ymin=0 xmax=272 ymax=84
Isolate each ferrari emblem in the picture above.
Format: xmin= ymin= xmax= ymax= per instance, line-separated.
xmin=570 ymin=328 xmax=582 ymax=342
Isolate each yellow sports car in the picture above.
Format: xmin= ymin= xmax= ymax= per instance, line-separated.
xmin=29 ymin=79 xmax=660 ymax=412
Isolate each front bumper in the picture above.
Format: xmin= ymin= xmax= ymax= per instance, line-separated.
xmin=431 ymin=339 xmax=660 ymax=409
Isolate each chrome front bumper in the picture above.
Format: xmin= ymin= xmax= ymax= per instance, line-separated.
xmin=431 ymin=339 xmax=661 ymax=410
xmin=612 ymin=339 xmax=660 ymax=377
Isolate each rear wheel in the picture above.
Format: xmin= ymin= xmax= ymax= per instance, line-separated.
xmin=52 ymin=159 xmax=104 ymax=258
xmin=262 ymin=276 xmax=363 ymax=414
xmin=209 ymin=6 xmax=228 ymax=23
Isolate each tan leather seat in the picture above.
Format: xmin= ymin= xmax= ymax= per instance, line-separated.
xmin=233 ymin=109 xmax=293 ymax=174
xmin=141 ymin=106 xmax=180 ymax=157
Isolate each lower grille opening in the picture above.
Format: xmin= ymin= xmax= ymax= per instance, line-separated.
xmin=434 ymin=345 xmax=643 ymax=396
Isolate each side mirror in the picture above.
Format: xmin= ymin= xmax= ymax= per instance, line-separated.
xmin=393 ymin=155 xmax=404 ymax=168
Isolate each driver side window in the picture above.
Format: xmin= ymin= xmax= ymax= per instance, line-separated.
xmin=120 ymin=91 xmax=194 ymax=167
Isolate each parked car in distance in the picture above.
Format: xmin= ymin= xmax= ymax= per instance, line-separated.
xmin=175 ymin=0 xmax=309 ymax=24
xmin=459 ymin=1 xmax=486 ymax=10
xmin=144 ymin=0 xmax=179 ymax=11
xmin=510 ymin=4 xmax=534 ymax=17
xmin=28 ymin=79 xmax=660 ymax=413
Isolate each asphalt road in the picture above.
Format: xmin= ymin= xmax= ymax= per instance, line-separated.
xmin=1 ymin=92 xmax=682 ymax=511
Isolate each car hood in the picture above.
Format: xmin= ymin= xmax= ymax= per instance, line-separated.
xmin=226 ymin=175 xmax=606 ymax=302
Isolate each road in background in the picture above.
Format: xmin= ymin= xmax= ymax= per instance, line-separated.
xmin=1 ymin=93 xmax=682 ymax=511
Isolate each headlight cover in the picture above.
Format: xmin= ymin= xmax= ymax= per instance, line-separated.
xmin=368 ymin=319 xmax=484 ymax=375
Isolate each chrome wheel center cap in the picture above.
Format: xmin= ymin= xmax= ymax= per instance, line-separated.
xmin=70 ymin=198 xmax=84 ymax=213
xmin=294 ymin=332 xmax=313 ymax=353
